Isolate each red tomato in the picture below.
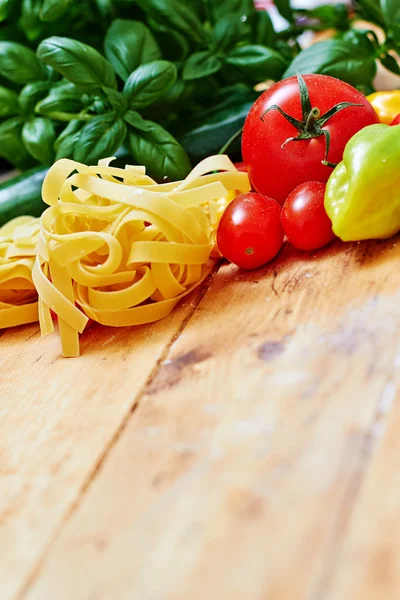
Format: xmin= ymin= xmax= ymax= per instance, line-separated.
xmin=242 ymin=74 xmax=379 ymax=204
xmin=217 ymin=192 xmax=284 ymax=269
xmin=282 ymin=181 xmax=334 ymax=251
xmin=391 ymin=113 xmax=400 ymax=126
xmin=234 ymin=161 xmax=247 ymax=172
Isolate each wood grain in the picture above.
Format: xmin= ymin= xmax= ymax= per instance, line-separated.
xmin=20 ymin=236 xmax=400 ymax=600
xmin=0 ymin=282 xmax=210 ymax=600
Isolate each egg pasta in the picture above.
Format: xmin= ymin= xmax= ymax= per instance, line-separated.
xmin=0 ymin=155 xmax=249 ymax=356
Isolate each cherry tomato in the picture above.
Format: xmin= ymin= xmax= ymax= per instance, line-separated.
xmin=242 ymin=74 xmax=379 ymax=204
xmin=234 ymin=161 xmax=247 ymax=172
xmin=217 ymin=192 xmax=284 ymax=269
xmin=282 ymin=181 xmax=334 ymax=251
xmin=391 ymin=113 xmax=400 ymax=126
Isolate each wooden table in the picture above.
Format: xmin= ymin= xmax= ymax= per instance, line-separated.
xmin=1 ymin=234 xmax=400 ymax=600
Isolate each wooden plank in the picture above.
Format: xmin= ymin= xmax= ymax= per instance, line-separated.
xmin=22 ymin=236 xmax=400 ymax=600
xmin=0 ymin=284 xmax=208 ymax=600
xmin=325 ymin=382 xmax=400 ymax=600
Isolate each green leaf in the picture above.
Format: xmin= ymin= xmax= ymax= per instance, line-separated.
xmin=104 ymin=20 xmax=161 ymax=82
xmin=37 ymin=36 xmax=117 ymax=92
xmin=40 ymin=0 xmax=71 ymax=21
xmin=147 ymin=19 xmax=190 ymax=62
xmin=123 ymin=109 xmax=153 ymax=132
xmin=0 ymin=0 xmax=17 ymax=22
xmin=183 ymin=52 xmax=222 ymax=81
xmin=176 ymin=84 xmax=258 ymax=163
xmin=226 ymin=45 xmax=287 ymax=82
xmin=355 ymin=0 xmax=385 ymax=27
xmin=250 ymin=10 xmax=275 ymax=47
xmin=284 ymin=38 xmax=377 ymax=86
xmin=21 ymin=0 xmax=45 ymax=41
xmin=22 ymin=117 xmax=56 ymax=164
xmin=35 ymin=81 xmax=84 ymax=116
xmin=135 ymin=0 xmax=209 ymax=46
xmin=102 ymin=87 xmax=128 ymax=113
xmin=381 ymin=0 xmax=400 ymax=44
xmin=212 ymin=14 xmax=250 ymax=52
xmin=0 ymin=86 xmax=19 ymax=117
xmin=96 ymin=0 xmax=114 ymax=19
xmin=380 ymin=52 xmax=400 ymax=75
xmin=74 ymin=114 xmax=127 ymax=164
xmin=123 ymin=60 xmax=177 ymax=109
xmin=54 ymin=119 xmax=83 ymax=160
xmin=126 ymin=120 xmax=191 ymax=181
xmin=274 ymin=0 xmax=294 ymax=23
xmin=0 ymin=117 xmax=34 ymax=168
xmin=19 ymin=80 xmax=52 ymax=116
xmin=209 ymin=0 xmax=256 ymax=24
xmin=0 ymin=41 xmax=45 ymax=84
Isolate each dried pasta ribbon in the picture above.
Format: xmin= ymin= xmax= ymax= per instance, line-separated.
xmin=0 ymin=217 xmax=39 ymax=329
xmin=1 ymin=155 xmax=250 ymax=356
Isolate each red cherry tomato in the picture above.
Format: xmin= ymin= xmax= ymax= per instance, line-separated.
xmin=234 ymin=161 xmax=247 ymax=172
xmin=391 ymin=113 xmax=400 ymax=126
xmin=282 ymin=181 xmax=334 ymax=251
xmin=242 ymin=74 xmax=379 ymax=204
xmin=217 ymin=192 xmax=284 ymax=269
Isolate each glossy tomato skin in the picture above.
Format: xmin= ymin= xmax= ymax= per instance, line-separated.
xmin=391 ymin=113 xmax=400 ymax=126
xmin=282 ymin=181 xmax=334 ymax=251
xmin=242 ymin=74 xmax=379 ymax=204
xmin=217 ymin=192 xmax=284 ymax=269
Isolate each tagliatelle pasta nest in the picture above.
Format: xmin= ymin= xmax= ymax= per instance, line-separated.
xmin=0 ymin=155 xmax=250 ymax=357
xmin=0 ymin=216 xmax=39 ymax=329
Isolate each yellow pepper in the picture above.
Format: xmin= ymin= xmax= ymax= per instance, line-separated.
xmin=367 ymin=90 xmax=400 ymax=125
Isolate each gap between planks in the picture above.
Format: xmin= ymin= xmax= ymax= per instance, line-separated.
xmin=13 ymin=264 xmax=221 ymax=600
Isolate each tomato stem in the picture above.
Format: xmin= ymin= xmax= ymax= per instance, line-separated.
xmin=260 ymin=72 xmax=365 ymax=168
xmin=245 ymin=247 xmax=254 ymax=255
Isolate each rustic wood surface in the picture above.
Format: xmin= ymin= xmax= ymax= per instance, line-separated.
xmin=1 ymin=234 xmax=400 ymax=600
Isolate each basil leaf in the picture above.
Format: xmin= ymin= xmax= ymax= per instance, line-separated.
xmin=96 ymin=0 xmax=114 ymax=19
xmin=104 ymin=20 xmax=161 ymax=82
xmin=36 ymin=82 xmax=84 ymax=116
xmin=135 ymin=0 xmax=209 ymax=46
xmin=183 ymin=52 xmax=222 ymax=81
xmin=356 ymin=0 xmax=385 ymax=27
xmin=381 ymin=0 xmax=400 ymax=44
xmin=102 ymin=87 xmax=128 ymax=113
xmin=380 ymin=52 xmax=400 ymax=75
xmin=148 ymin=19 xmax=190 ymax=62
xmin=0 ymin=117 xmax=34 ymax=168
xmin=0 ymin=0 xmax=16 ymax=22
xmin=19 ymin=80 xmax=52 ymax=116
xmin=274 ymin=0 xmax=294 ymax=23
xmin=21 ymin=0 xmax=45 ymax=41
xmin=210 ymin=0 xmax=256 ymax=24
xmin=126 ymin=120 xmax=191 ymax=181
xmin=123 ymin=60 xmax=177 ymax=109
xmin=124 ymin=109 xmax=153 ymax=132
xmin=176 ymin=84 xmax=258 ymax=163
xmin=0 ymin=86 xmax=19 ymax=117
xmin=212 ymin=14 xmax=249 ymax=52
xmin=250 ymin=10 xmax=275 ymax=47
xmin=226 ymin=45 xmax=287 ymax=82
xmin=40 ymin=0 xmax=71 ymax=21
xmin=74 ymin=114 xmax=127 ymax=163
xmin=54 ymin=119 xmax=83 ymax=160
xmin=285 ymin=38 xmax=377 ymax=86
xmin=0 ymin=41 xmax=45 ymax=84
xmin=22 ymin=117 xmax=56 ymax=165
xmin=37 ymin=36 xmax=117 ymax=92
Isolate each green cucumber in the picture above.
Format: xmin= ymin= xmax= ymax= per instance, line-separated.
xmin=0 ymin=166 xmax=47 ymax=227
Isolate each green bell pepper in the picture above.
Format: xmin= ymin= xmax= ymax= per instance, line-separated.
xmin=325 ymin=123 xmax=400 ymax=241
